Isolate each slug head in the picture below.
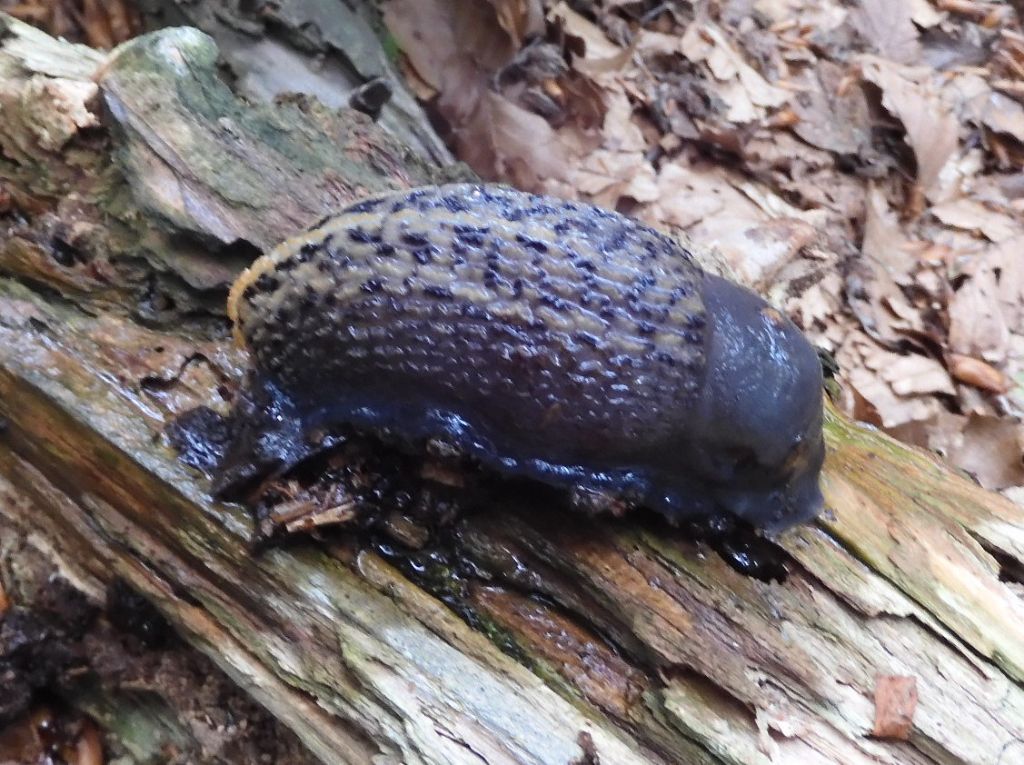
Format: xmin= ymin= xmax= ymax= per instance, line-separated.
xmin=689 ymin=274 xmax=825 ymax=532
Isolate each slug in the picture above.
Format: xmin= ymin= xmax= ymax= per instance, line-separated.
xmin=218 ymin=184 xmax=825 ymax=532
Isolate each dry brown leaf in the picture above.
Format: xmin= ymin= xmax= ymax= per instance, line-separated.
xmin=948 ymin=354 xmax=1011 ymax=393
xmin=650 ymin=161 xmax=764 ymax=235
xmin=570 ymin=149 xmax=655 ymax=207
xmin=566 ymin=87 xmax=652 ymax=206
xmin=860 ymin=57 xmax=960 ymax=197
xmin=854 ymin=341 xmax=956 ymax=407
xmin=486 ymin=0 xmax=544 ymax=48
xmin=948 ymin=259 xmax=1009 ymax=362
xmin=794 ymin=273 xmax=844 ymax=331
xmin=945 ymin=416 xmax=1024 ymax=490
xmin=792 ymin=60 xmax=873 ymax=155
xmin=600 ymin=90 xmax=646 ymax=153
xmin=686 ymin=216 xmax=817 ymax=287
xmin=930 ymin=198 xmax=1018 ymax=242
xmin=622 ymin=168 xmax=659 ymax=204
xmin=743 ymin=132 xmax=869 ymax=222
xmin=556 ymin=70 xmax=608 ymax=131
xmin=81 ymin=0 xmax=114 ymax=49
xmin=384 ymin=0 xmax=502 ymax=106
xmin=862 ymin=186 xmax=914 ymax=282
xmin=888 ymin=407 xmax=964 ymax=453
xmin=462 ymin=92 xmax=570 ymax=187
xmin=7 ymin=0 xmax=141 ymax=47
xmin=988 ymin=236 xmax=1024 ymax=326
xmin=384 ymin=0 xmax=571 ymax=188
xmin=855 ymin=0 xmax=922 ymax=64
xmin=947 ymin=236 xmax=1024 ymax=396
xmin=743 ymin=218 xmax=819 ymax=285
xmin=397 ymin=56 xmax=439 ymax=100
xmin=548 ymin=1 xmax=624 ymax=63
xmin=847 ymin=249 xmax=926 ymax=348
xmin=100 ymin=0 xmax=141 ymax=45
xmin=978 ymin=91 xmax=1024 ymax=143
xmin=928 ymin=148 xmax=987 ymax=204
xmin=908 ymin=0 xmax=946 ymax=26
xmin=890 ymin=409 xmax=1023 ymax=490
xmin=879 ymin=353 xmax=956 ymax=396
xmin=846 ymin=364 xmax=943 ymax=427
xmin=636 ymin=30 xmax=682 ymax=57
xmin=737 ymin=182 xmax=829 ymax=228
xmin=951 ymin=73 xmax=1024 ymax=143
xmin=680 ymin=22 xmax=789 ymax=123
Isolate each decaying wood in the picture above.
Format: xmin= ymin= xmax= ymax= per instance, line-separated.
xmin=1 ymin=15 xmax=1023 ymax=765
xmin=0 ymin=485 xmax=319 ymax=764
xmin=134 ymin=0 xmax=454 ymax=168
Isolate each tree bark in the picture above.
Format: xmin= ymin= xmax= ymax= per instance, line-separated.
xmin=1 ymin=14 xmax=1023 ymax=765
xmin=135 ymin=0 xmax=454 ymax=167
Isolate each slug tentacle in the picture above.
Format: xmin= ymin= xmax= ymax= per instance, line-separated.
xmin=222 ymin=183 xmax=825 ymax=531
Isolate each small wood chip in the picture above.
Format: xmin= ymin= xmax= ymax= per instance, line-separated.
xmin=420 ymin=459 xmax=466 ymax=488
xmin=0 ymin=575 xmax=10 ymax=615
xmin=380 ymin=512 xmax=431 ymax=549
xmin=873 ymin=675 xmax=918 ymax=740
xmin=75 ymin=720 xmax=105 ymax=765
xmin=283 ymin=501 xmax=358 ymax=534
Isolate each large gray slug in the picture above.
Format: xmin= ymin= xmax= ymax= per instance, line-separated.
xmin=219 ymin=183 xmax=825 ymax=532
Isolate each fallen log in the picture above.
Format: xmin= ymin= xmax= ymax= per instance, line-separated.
xmin=1 ymin=15 xmax=1022 ymax=765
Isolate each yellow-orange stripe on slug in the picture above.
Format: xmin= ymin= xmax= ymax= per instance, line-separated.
xmin=226 ymin=189 xmax=412 ymax=348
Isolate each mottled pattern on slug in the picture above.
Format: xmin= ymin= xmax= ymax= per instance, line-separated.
xmin=230 ymin=185 xmax=708 ymax=452
xmin=224 ymin=184 xmax=826 ymax=531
